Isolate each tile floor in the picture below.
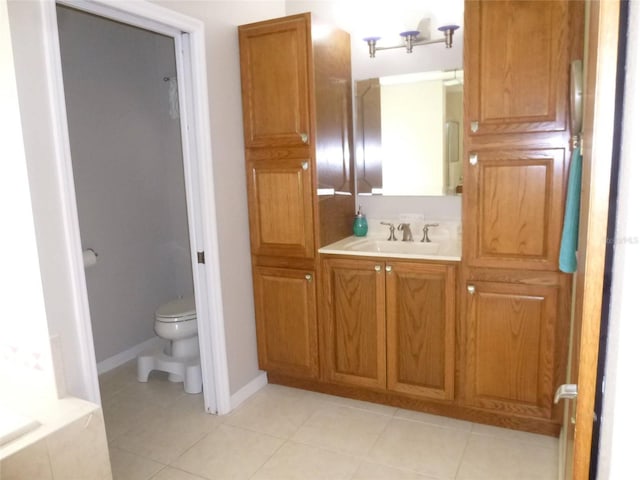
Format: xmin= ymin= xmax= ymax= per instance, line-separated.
xmin=100 ymin=361 xmax=559 ymax=480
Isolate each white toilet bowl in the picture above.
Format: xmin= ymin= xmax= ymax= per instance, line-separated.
xmin=137 ymin=296 xmax=202 ymax=394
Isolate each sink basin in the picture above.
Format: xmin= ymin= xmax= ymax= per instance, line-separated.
xmin=347 ymin=239 xmax=440 ymax=255
xmin=319 ymin=236 xmax=462 ymax=261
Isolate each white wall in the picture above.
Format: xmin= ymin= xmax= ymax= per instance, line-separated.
xmin=7 ymin=0 xmax=100 ymax=401
xmin=57 ymin=6 xmax=194 ymax=362
xmin=597 ymin=1 xmax=640 ymax=477
xmin=0 ymin=0 xmax=58 ymax=402
xmin=380 ymin=79 xmax=444 ymax=195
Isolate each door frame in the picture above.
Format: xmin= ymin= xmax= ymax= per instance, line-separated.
xmin=41 ymin=0 xmax=231 ymax=414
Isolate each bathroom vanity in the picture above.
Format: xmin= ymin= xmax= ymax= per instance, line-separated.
xmin=238 ymin=0 xmax=583 ymax=436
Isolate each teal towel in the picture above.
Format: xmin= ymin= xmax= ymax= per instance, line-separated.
xmin=559 ymin=147 xmax=583 ymax=273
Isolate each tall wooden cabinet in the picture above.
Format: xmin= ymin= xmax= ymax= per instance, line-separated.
xmin=238 ymin=14 xmax=354 ymax=379
xmin=462 ymin=0 xmax=582 ymax=432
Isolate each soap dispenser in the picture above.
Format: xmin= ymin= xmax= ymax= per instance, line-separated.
xmin=353 ymin=205 xmax=368 ymax=237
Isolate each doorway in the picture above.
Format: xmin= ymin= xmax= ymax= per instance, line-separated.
xmin=43 ymin=0 xmax=230 ymax=414
xmin=57 ymin=3 xmax=199 ymax=387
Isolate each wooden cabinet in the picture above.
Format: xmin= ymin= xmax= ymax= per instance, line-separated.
xmin=464 ymin=275 xmax=568 ymax=421
xmin=322 ymin=257 xmax=456 ymax=401
xmin=253 ymin=266 xmax=318 ymax=378
xmin=246 ymin=155 xmax=315 ymax=258
xmin=238 ymin=16 xmax=310 ymax=148
xmin=464 ymin=147 xmax=568 ymax=270
xmin=322 ymin=258 xmax=386 ymax=389
xmin=461 ymin=0 xmax=583 ymax=432
xmin=464 ymin=0 xmax=570 ymax=136
xmin=239 ymin=14 xmax=354 ymax=380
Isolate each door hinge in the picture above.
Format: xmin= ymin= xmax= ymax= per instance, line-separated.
xmin=197 ymin=251 xmax=205 ymax=264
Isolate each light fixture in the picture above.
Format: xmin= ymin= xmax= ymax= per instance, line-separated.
xmin=364 ymin=22 xmax=459 ymax=58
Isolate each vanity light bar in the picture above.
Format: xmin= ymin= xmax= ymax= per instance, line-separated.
xmin=364 ymin=24 xmax=459 ymax=58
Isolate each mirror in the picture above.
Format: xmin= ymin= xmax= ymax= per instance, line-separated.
xmin=355 ymin=70 xmax=463 ymax=196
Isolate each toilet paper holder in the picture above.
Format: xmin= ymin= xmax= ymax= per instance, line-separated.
xmin=82 ymin=248 xmax=98 ymax=268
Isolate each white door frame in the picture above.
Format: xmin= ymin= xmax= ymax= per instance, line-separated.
xmin=42 ymin=0 xmax=231 ymax=414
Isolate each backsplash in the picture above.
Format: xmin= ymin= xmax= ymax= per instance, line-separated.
xmin=356 ymin=195 xmax=462 ymax=222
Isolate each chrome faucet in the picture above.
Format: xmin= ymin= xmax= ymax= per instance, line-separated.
xmin=421 ymin=223 xmax=440 ymax=243
xmin=380 ymin=222 xmax=397 ymax=241
xmin=397 ymin=223 xmax=413 ymax=242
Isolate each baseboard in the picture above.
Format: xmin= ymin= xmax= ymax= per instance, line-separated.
xmin=96 ymin=337 xmax=165 ymax=375
xmin=230 ymin=371 xmax=267 ymax=410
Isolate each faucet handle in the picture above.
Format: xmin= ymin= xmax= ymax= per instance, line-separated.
xmin=421 ymin=223 xmax=439 ymax=243
xmin=380 ymin=222 xmax=397 ymax=241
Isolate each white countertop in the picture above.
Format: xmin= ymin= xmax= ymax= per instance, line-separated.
xmin=319 ymin=235 xmax=462 ymax=262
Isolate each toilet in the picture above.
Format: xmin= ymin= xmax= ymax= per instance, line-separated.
xmin=137 ymin=296 xmax=202 ymax=394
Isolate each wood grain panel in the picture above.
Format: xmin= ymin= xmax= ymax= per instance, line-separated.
xmin=464 ymin=148 xmax=567 ymax=269
xmin=238 ymin=15 xmax=311 ymax=148
xmin=465 ymin=280 xmax=558 ymax=419
xmin=247 ymin=158 xmax=314 ymax=258
xmin=323 ymin=258 xmax=386 ymax=389
xmin=386 ymin=262 xmax=456 ymax=400
xmin=313 ymin=25 xmax=355 ymax=246
xmin=465 ymin=0 xmax=569 ymax=135
xmin=354 ymin=79 xmax=382 ymax=194
xmin=253 ymin=266 xmax=318 ymax=378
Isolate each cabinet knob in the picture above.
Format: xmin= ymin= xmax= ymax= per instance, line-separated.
xmin=469 ymin=153 xmax=478 ymax=166
xmin=467 ymin=284 xmax=476 ymax=294
xmin=300 ymin=132 xmax=309 ymax=144
xmin=305 ymin=273 xmax=312 ymax=282
xmin=385 ymin=265 xmax=392 ymax=273
xmin=374 ymin=265 xmax=381 ymax=272
xmin=301 ymin=161 xmax=309 ymax=171
xmin=470 ymin=121 xmax=479 ymax=133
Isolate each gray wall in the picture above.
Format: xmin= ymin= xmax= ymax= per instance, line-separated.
xmin=57 ymin=6 xmax=194 ymax=363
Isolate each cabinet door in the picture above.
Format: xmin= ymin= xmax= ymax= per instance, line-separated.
xmin=238 ymin=15 xmax=311 ymax=148
xmin=322 ymin=258 xmax=386 ymax=389
xmin=253 ymin=266 xmax=318 ymax=378
xmin=464 ymin=148 xmax=567 ymax=270
xmin=465 ymin=0 xmax=569 ymax=135
xmin=386 ymin=262 xmax=456 ymax=400
xmin=246 ymin=157 xmax=315 ymax=258
xmin=464 ymin=280 xmax=559 ymax=419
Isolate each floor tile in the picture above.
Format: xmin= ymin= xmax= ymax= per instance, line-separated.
xmin=353 ymin=461 xmax=439 ymax=480
xmin=109 ymin=402 xmax=211 ymax=464
xmin=470 ymin=423 xmax=559 ymax=449
xmin=171 ymin=424 xmax=283 ymax=480
xmin=224 ymin=384 xmax=324 ymax=438
xmin=303 ymin=390 xmax=398 ymax=417
xmin=394 ymin=409 xmax=473 ymax=432
xmin=291 ymin=403 xmax=392 ymax=456
xmin=367 ymin=418 xmax=469 ymax=479
xmin=250 ymin=441 xmax=360 ymax=480
xmin=151 ymin=466 xmax=209 ymax=480
xmin=109 ymin=446 xmax=164 ymax=480
xmin=456 ymin=433 xmax=558 ymax=480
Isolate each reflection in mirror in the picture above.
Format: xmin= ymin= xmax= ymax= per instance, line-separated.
xmin=355 ymin=70 xmax=463 ymax=196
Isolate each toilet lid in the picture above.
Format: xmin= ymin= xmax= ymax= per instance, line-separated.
xmin=155 ymin=296 xmax=196 ymax=322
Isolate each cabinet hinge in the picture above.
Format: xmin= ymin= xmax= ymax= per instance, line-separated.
xmin=197 ymin=251 xmax=205 ymax=264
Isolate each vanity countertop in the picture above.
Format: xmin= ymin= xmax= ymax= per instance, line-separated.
xmin=319 ymin=235 xmax=461 ymax=262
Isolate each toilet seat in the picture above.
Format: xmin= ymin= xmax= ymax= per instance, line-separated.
xmin=155 ymin=296 xmax=196 ymax=323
